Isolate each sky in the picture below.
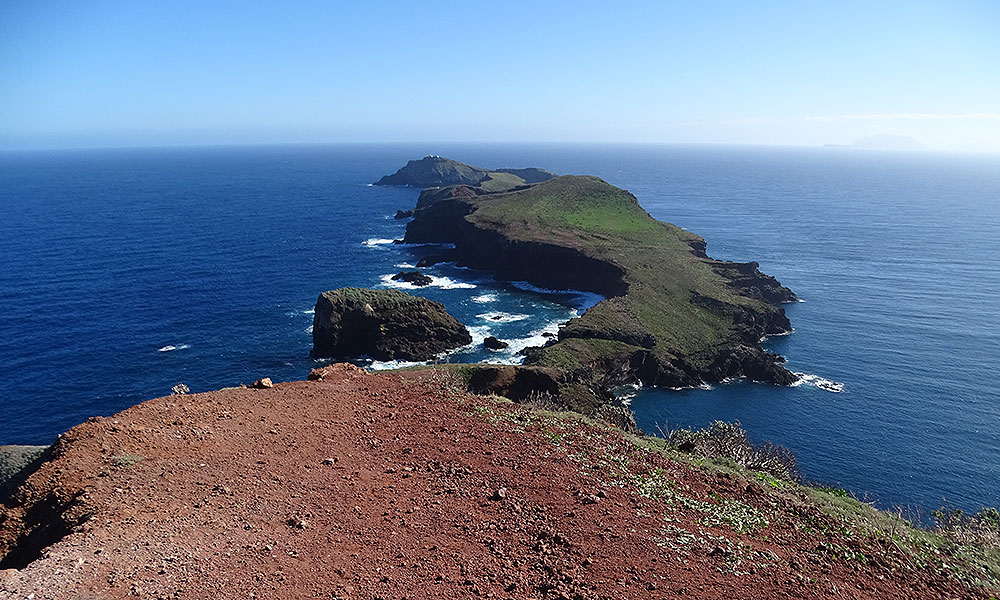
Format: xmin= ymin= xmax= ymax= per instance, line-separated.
xmin=1 ymin=0 xmax=998 ymax=151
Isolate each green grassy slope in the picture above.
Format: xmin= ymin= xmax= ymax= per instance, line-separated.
xmin=466 ymin=175 xmax=785 ymax=371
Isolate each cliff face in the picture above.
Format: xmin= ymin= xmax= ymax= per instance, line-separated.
xmin=311 ymin=288 xmax=471 ymax=361
xmin=403 ymin=175 xmax=797 ymax=403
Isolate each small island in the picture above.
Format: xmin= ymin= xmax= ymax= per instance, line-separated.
xmin=375 ymin=155 xmax=556 ymax=191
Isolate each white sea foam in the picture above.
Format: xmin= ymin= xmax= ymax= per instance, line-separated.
xmin=367 ymin=358 xmax=429 ymax=371
xmin=158 ymin=344 xmax=190 ymax=352
xmin=476 ymin=311 xmax=529 ymax=323
xmin=464 ymin=325 xmax=492 ymax=347
xmin=668 ymin=382 xmax=715 ymax=391
xmin=395 ymin=262 xmax=417 ymax=269
xmin=792 ymin=373 xmax=844 ymax=393
xmin=362 ymin=238 xmax=398 ymax=247
xmin=471 ymin=294 xmax=498 ymax=304
xmin=378 ymin=274 xmax=476 ymax=290
xmin=759 ymin=329 xmax=793 ymax=342
xmin=305 ymin=325 xmax=313 ymax=334
xmin=613 ymin=383 xmax=643 ymax=406
xmin=508 ymin=281 xmax=604 ymax=314
xmin=501 ymin=320 xmax=563 ymax=357
xmin=303 ymin=308 xmax=315 ymax=315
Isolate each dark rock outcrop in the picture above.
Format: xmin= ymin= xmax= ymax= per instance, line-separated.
xmin=416 ymin=254 xmax=453 ymax=268
xmin=391 ymin=271 xmax=433 ymax=286
xmin=394 ymin=209 xmax=414 ymax=219
xmin=311 ymin=288 xmax=471 ymax=361
xmin=712 ymin=261 xmax=798 ymax=304
xmin=483 ymin=336 xmax=509 ymax=351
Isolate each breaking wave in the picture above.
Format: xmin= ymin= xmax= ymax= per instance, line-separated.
xmin=378 ymin=274 xmax=476 ymax=290
xmin=792 ymin=373 xmax=844 ymax=393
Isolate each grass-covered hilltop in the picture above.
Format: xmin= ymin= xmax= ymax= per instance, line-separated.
xmin=393 ymin=159 xmax=798 ymax=412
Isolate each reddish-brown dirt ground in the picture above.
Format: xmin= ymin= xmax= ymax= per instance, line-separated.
xmin=0 ymin=365 xmax=987 ymax=599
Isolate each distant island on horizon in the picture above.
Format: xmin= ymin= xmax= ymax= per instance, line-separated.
xmin=824 ymin=133 xmax=925 ymax=151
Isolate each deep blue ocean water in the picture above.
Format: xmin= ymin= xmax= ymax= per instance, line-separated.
xmin=2 ymin=143 xmax=998 ymax=516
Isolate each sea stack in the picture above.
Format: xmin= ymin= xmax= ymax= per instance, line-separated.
xmin=311 ymin=288 xmax=471 ymax=361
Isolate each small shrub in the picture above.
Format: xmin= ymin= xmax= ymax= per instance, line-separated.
xmin=112 ymin=453 xmax=145 ymax=467
xmin=666 ymin=420 xmax=798 ymax=481
xmin=932 ymin=504 xmax=1000 ymax=548
xmin=520 ymin=390 xmax=565 ymax=412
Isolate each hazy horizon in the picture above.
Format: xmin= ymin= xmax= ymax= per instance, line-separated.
xmin=2 ymin=1 xmax=998 ymax=153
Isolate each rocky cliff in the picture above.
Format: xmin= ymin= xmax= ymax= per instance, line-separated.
xmin=311 ymin=288 xmax=471 ymax=361
xmin=402 ymin=174 xmax=798 ymax=407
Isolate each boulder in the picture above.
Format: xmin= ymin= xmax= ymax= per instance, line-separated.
xmin=311 ymin=288 xmax=471 ymax=361
xmin=394 ymin=209 xmax=414 ymax=219
xmin=483 ymin=336 xmax=509 ymax=351
xmin=391 ymin=271 xmax=433 ymax=287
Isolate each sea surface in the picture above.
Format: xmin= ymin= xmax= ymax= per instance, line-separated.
xmin=1 ymin=143 xmax=998 ymax=515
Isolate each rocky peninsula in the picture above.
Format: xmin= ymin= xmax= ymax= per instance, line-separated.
xmin=392 ymin=161 xmax=797 ymax=411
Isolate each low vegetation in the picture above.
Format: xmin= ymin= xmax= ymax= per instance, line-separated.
xmin=440 ymin=378 xmax=1000 ymax=595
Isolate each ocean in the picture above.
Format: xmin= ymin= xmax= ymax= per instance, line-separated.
xmin=1 ymin=143 xmax=997 ymax=515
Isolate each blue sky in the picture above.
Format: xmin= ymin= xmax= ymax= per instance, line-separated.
xmin=1 ymin=1 xmax=998 ymax=150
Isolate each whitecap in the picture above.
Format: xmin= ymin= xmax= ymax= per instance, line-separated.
xmin=395 ymin=262 xmax=417 ymax=269
xmin=471 ymin=294 xmax=498 ymax=304
xmin=476 ymin=311 xmax=529 ymax=323
xmin=792 ymin=373 xmax=844 ymax=393
xmin=378 ymin=274 xmax=476 ymax=290
xmin=303 ymin=308 xmax=315 ymax=315
xmin=158 ymin=344 xmax=189 ymax=352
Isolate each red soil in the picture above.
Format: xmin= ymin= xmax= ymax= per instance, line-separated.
xmin=0 ymin=365 xmax=984 ymax=599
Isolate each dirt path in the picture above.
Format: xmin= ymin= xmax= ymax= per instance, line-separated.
xmin=0 ymin=364 xmax=981 ymax=599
